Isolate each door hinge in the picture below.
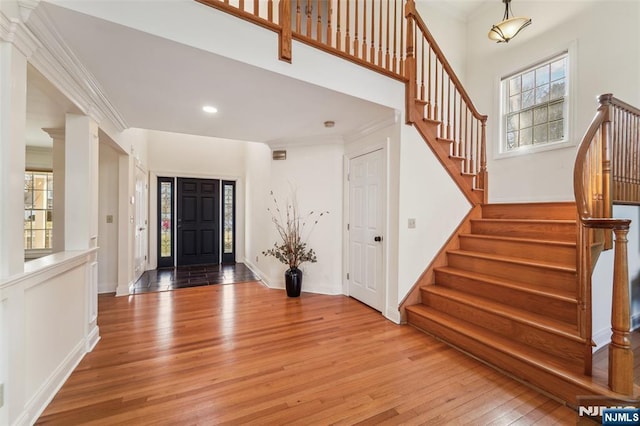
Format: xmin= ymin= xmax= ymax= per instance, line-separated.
xmin=347 ymin=223 xmax=350 ymax=230
xmin=347 ymin=173 xmax=350 ymax=181
xmin=347 ymin=272 xmax=349 ymax=280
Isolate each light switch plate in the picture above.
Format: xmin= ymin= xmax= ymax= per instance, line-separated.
xmin=408 ymin=218 xmax=416 ymax=229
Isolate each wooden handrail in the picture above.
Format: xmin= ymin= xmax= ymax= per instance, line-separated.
xmin=573 ymin=94 xmax=637 ymax=396
xmin=406 ymin=4 xmax=486 ymax=122
xmin=404 ymin=0 xmax=487 ymax=198
xmin=196 ymin=0 xmax=488 ymax=199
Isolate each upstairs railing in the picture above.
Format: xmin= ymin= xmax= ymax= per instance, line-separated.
xmin=196 ymin=0 xmax=487 ymax=202
xmin=405 ymin=0 xmax=487 ymax=197
xmin=574 ymin=93 xmax=638 ymax=396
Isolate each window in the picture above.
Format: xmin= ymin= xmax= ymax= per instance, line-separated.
xmin=157 ymin=177 xmax=174 ymax=268
xmin=24 ymin=171 xmax=53 ymax=250
xmin=222 ymin=180 xmax=236 ymax=264
xmin=500 ymin=51 xmax=570 ymax=155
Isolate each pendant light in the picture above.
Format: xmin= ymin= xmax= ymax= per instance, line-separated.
xmin=488 ymin=0 xmax=531 ymax=43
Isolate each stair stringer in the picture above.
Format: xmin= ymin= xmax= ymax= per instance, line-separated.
xmin=411 ymin=102 xmax=484 ymax=206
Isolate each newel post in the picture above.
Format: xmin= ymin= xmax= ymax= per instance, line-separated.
xmin=609 ymin=221 xmax=633 ymax=396
xmin=404 ymin=0 xmax=416 ymax=124
xmin=278 ymin=0 xmax=292 ymax=62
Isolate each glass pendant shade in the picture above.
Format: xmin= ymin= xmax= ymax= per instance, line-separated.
xmin=488 ymin=0 xmax=531 ymax=43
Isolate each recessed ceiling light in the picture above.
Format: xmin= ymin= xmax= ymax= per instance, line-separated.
xmin=202 ymin=105 xmax=218 ymax=114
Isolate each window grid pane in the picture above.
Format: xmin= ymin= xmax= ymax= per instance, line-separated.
xmin=160 ymin=181 xmax=172 ymax=258
xmin=24 ymin=171 xmax=54 ymax=250
xmin=224 ymin=184 xmax=234 ymax=254
xmin=502 ymin=53 xmax=568 ymax=152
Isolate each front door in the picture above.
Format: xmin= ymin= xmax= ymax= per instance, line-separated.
xmin=177 ymin=178 xmax=220 ymax=266
xmin=348 ymin=149 xmax=384 ymax=311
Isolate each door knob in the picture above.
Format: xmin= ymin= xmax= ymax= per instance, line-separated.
xmin=374 ymin=236 xmax=382 ymax=242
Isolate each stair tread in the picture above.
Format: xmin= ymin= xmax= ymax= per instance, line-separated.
xmin=448 ymin=249 xmax=577 ymax=273
xmin=434 ymin=266 xmax=576 ymax=301
xmin=406 ymin=305 xmax=584 ymax=377
xmin=473 ymin=218 xmax=577 ymax=224
xmin=421 ymin=285 xmax=581 ymax=340
xmin=459 ymin=233 xmax=576 ymax=248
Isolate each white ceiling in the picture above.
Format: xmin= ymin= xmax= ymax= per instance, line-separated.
xmin=28 ymin=2 xmax=401 ymax=148
xmin=27 ymin=1 xmax=491 ymax=148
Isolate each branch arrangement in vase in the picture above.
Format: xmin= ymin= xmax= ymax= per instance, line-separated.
xmin=262 ymin=190 xmax=329 ymax=270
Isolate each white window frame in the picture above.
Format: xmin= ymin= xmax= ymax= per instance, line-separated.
xmin=496 ymin=43 xmax=577 ymax=159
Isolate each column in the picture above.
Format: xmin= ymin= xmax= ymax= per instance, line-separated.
xmin=43 ymin=128 xmax=65 ymax=253
xmin=64 ymin=114 xmax=99 ymax=250
xmin=0 ymin=40 xmax=27 ymax=278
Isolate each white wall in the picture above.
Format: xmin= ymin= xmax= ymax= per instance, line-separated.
xmin=258 ymin=143 xmax=344 ymax=295
xmin=397 ymin=123 xmax=471 ymax=298
xmin=98 ymin=142 xmax=119 ymax=293
xmin=146 ymin=130 xmax=248 ymax=269
xmin=25 ymin=146 xmax=52 ymax=170
xmin=465 ymin=1 xmax=640 ymax=203
xmin=243 ymin=142 xmax=272 ymax=277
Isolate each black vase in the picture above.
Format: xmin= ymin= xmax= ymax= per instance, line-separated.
xmin=284 ymin=268 xmax=302 ymax=297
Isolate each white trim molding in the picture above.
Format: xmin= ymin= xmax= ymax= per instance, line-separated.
xmin=22 ymin=4 xmax=128 ymax=132
xmin=0 ymin=12 xmax=40 ymax=58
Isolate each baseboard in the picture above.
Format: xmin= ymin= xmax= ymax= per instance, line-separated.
xmin=593 ymin=326 xmax=611 ymax=349
xmin=115 ymin=280 xmax=134 ymax=297
xmin=241 ymin=259 xmax=263 ymax=281
xmin=25 ymin=338 xmax=87 ymax=425
xmin=633 ymin=313 xmax=640 ymax=330
xmin=86 ymin=325 xmax=100 ymax=352
xmin=98 ymin=281 xmax=117 ymax=294
xmin=385 ymin=307 xmax=401 ymax=324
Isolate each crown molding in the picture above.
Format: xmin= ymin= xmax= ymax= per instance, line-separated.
xmin=23 ymin=4 xmax=128 ymax=132
xmin=0 ymin=11 xmax=40 ymax=57
xmin=343 ymin=111 xmax=400 ymax=144
xmin=267 ymin=133 xmax=345 ymax=149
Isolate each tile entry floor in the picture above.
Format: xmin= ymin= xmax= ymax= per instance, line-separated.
xmin=131 ymin=263 xmax=260 ymax=294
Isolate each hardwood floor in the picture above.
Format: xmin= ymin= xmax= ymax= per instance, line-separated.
xmin=38 ymin=282 xmax=582 ymax=425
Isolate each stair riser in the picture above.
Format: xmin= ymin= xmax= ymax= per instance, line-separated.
xmin=406 ymin=313 xmax=590 ymax=406
xmin=459 ymin=236 xmax=576 ymax=267
xmin=422 ymin=291 xmax=584 ymax=364
xmin=447 ymin=253 xmax=577 ymax=293
xmin=481 ymin=203 xmax=577 ymax=220
xmin=434 ymin=269 xmax=578 ymax=325
xmin=471 ymin=221 xmax=576 ymax=243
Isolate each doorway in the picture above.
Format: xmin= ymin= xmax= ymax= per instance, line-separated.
xmin=157 ymin=177 xmax=236 ymax=267
xmin=348 ymin=148 xmax=385 ymax=311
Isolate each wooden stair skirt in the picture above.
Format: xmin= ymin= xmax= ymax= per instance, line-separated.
xmin=406 ymin=202 xmax=618 ymax=406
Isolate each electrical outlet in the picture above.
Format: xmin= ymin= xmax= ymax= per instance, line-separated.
xmin=408 ymin=218 xmax=416 ymax=229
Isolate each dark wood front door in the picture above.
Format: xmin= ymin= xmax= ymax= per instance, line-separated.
xmin=177 ymin=178 xmax=220 ymax=266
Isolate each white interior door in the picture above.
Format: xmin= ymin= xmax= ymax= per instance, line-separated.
xmin=348 ymin=149 xmax=384 ymax=311
xmin=134 ymin=165 xmax=148 ymax=281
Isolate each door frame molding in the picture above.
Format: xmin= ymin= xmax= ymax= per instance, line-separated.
xmin=343 ymin=141 xmax=389 ymax=316
xmin=147 ymin=170 xmax=243 ymax=270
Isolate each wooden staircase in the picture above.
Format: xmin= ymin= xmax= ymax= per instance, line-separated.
xmin=199 ymin=0 xmax=637 ymax=406
xmin=406 ymin=202 xmax=615 ymax=405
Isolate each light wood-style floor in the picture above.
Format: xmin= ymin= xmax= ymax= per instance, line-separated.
xmin=38 ymin=282 xmax=582 ymax=425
